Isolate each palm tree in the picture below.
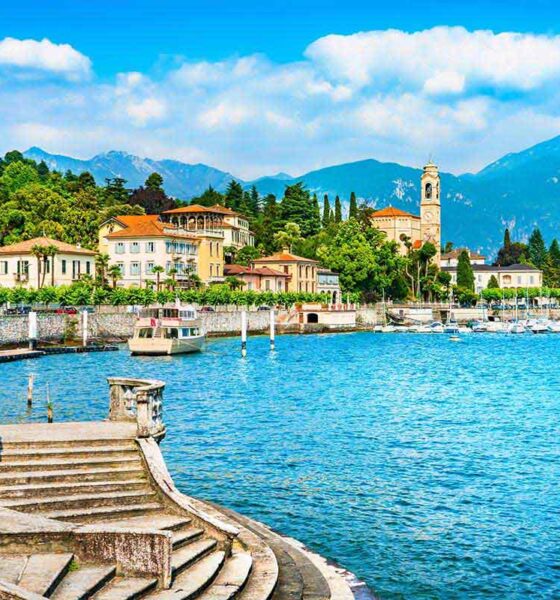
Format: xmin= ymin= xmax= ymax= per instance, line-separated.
xmin=225 ymin=276 xmax=245 ymax=290
xmin=152 ymin=265 xmax=165 ymax=291
xmin=31 ymin=244 xmax=45 ymax=288
xmin=168 ymin=267 xmax=178 ymax=287
xmin=44 ymin=244 xmax=58 ymax=287
xmin=95 ymin=253 xmax=110 ymax=287
xmin=107 ymin=264 xmax=122 ymax=289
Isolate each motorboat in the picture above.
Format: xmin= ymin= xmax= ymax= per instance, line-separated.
xmin=443 ymin=318 xmax=460 ymax=334
xmin=470 ymin=320 xmax=488 ymax=333
xmin=128 ymin=303 xmax=205 ymax=355
xmin=530 ymin=319 xmax=549 ymax=334
xmin=507 ymin=321 xmax=526 ymax=335
xmin=548 ymin=321 xmax=560 ymax=333
xmin=418 ymin=321 xmax=444 ymax=334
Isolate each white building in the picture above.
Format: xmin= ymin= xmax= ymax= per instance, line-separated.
xmin=442 ymin=263 xmax=543 ymax=293
xmin=440 ymin=248 xmax=486 ymax=267
xmin=0 ymin=237 xmax=96 ymax=288
xmin=317 ymin=269 xmax=341 ymax=303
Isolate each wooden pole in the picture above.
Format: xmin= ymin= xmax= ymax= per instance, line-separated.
xmin=27 ymin=374 xmax=33 ymax=407
xmin=270 ymin=308 xmax=275 ymax=351
xmin=241 ymin=310 xmax=247 ymax=358
xmin=46 ymin=383 xmax=53 ymax=423
xmin=82 ymin=309 xmax=88 ymax=347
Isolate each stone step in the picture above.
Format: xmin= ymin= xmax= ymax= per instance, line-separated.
xmin=0 ymin=478 xmax=148 ymax=499
xmin=172 ymin=527 xmax=204 ymax=549
xmin=0 ymin=436 xmax=135 ymax=451
xmin=148 ymin=551 xmax=226 ymax=600
xmin=0 ymin=456 xmax=141 ymax=473
xmin=18 ymin=553 xmax=74 ymax=597
xmin=0 ymin=465 xmax=146 ymax=486
xmin=44 ymin=502 xmax=163 ymax=522
xmin=0 ymin=490 xmax=157 ymax=513
xmin=50 ymin=564 xmax=116 ymax=600
xmin=91 ymin=575 xmax=158 ymax=600
xmin=197 ymin=552 xmax=253 ymax=600
xmin=172 ymin=538 xmax=218 ymax=579
xmin=103 ymin=513 xmax=192 ymax=532
xmin=0 ymin=444 xmax=138 ymax=462
xmin=0 ymin=555 xmax=28 ymax=585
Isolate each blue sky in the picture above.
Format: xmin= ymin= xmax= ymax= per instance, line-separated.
xmin=1 ymin=0 xmax=560 ymax=177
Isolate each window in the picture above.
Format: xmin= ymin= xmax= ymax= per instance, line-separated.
xmin=17 ymin=261 xmax=29 ymax=276
xmin=61 ymin=259 xmax=67 ymax=274
xmin=116 ymin=262 xmax=124 ymax=275
xmin=139 ymin=328 xmax=153 ymax=339
xmin=130 ymin=262 xmax=140 ymax=276
xmin=115 ymin=242 xmax=125 ymax=254
xmin=210 ymin=242 xmax=213 ymax=257
xmin=146 ymin=262 xmax=154 ymax=274
xmin=0 ymin=261 xmax=7 ymax=275
xmin=146 ymin=242 xmax=155 ymax=253
xmin=210 ymin=264 xmax=213 ymax=277
xmin=530 ymin=275 xmax=534 ymax=284
xmin=425 ymin=182 xmax=432 ymax=199
xmin=517 ymin=276 xmax=522 ymax=284
xmin=86 ymin=261 xmax=91 ymax=275
xmin=265 ymin=279 xmax=271 ymax=291
xmin=72 ymin=260 xmax=80 ymax=280
xmin=131 ymin=242 xmax=140 ymax=254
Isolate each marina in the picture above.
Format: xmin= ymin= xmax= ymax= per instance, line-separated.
xmin=1 ymin=332 xmax=559 ymax=599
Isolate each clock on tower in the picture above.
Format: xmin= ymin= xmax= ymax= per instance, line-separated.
xmin=420 ymin=161 xmax=441 ymax=265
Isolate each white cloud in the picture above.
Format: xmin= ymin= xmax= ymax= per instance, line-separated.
xmin=0 ymin=37 xmax=91 ymax=80
xmin=3 ymin=27 xmax=560 ymax=178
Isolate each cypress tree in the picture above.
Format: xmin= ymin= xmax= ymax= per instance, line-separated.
xmin=312 ymin=193 xmax=321 ymax=232
xmin=249 ymin=185 xmax=260 ymax=216
xmin=528 ymin=227 xmax=547 ymax=269
xmin=349 ymin=191 xmax=358 ymax=220
xmin=322 ymin=194 xmax=331 ymax=228
xmin=487 ymin=274 xmax=499 ymax=289
xmin=457 ymin=250 xmax=475 ymax=291
xmin=225 ymin=180 xmax=244 ymax=211
xmin=549 ymin=239 xmax=560 ymax=268
xmin=334 ymin=196 xmax=342 ymax=223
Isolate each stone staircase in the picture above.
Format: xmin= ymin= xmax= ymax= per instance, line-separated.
xmin=0 ymin=379 xmax=357 ymax=600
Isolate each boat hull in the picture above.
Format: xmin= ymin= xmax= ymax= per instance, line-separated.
xmin=129 ymin=335 xmax=205 ymax=356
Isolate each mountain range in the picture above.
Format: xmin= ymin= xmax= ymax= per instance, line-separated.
xmin=23 ymin=136 xmax=560 ymax=256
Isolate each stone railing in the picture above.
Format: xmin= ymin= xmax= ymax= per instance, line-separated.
xmin=107 ymin=377 xmax=166 ymax=440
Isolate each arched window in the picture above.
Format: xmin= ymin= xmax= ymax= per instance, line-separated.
xmin=425 ymin=182 xmax=432 ymax=199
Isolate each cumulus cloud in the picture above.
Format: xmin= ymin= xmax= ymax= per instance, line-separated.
xmin=3 ymin=27 xmax=560 ymax=177
xmin=0 ymin=37 xmax=91 ymax=80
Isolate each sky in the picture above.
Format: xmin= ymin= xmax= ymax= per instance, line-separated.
xmin=2 ymin=0 xmax=560 ymax=178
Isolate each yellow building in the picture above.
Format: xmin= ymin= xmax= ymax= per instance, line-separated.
xmin=370 ymin=161 xmax=441 ymax=264
xmin=99 ymin=215 xmax=224 ymax=287
xmin=252 ymin=251 xmax=318 ymax=293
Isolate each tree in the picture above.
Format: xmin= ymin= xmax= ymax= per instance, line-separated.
xmin=274 ymin=222 xmax=302 ymax=252
xmin=225 ymin=180 xmax=244 ymax=211
xmin=107 ymin=264 xmax=122 ymax=289
xmin=349 ymin=192 xmax=358 ymax=220
xmin=334 ymin=196 xmax=342 ymax=223
xmin=151 ymin=265 xmax=165 ymax=291
xmin=443 ymin=241 xmax=454 ymax=253
xmin=322 ymin=194 xmax=331 ymax=228
xmin=104 ymin=177 xmax=129 ymax=205
xmin=279 ymin=183 xmax=320 ymax=237
xmin=236 ymin=245 xmax=261 ymax=265
xmin=95 ymin=253 xmax=110 ymax=286
xmin=528 ymin=227 xmax=547 ymax=269
xmin=249 ymin=186 xmax=260 ymax=215
xmin=145 ymin=172 xmax=164 ymax=191
xmin=457 ymin=250 xmax=475 ymax=291
xmin=487 ymin=274 xmax=499 ymax=288
xmin=225 ymin=276 xmax=245 ymax=290
xmin=190 ymin=186 xmax=224 ymax=207
xmin=128 ymin=185 xmax=176 ymax=214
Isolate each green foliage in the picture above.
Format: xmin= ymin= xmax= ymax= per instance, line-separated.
xmin=145 ymin=172 xmax=163 ymax=191
xmin=273 ymin=222 xmax=302 ymax=252
xmin=495 ymin=228 xmax=528 ymax=266
xmin=528 ymin=227 xmax=547 ymax=269
xmin=189 ymin=185 xmax=224 ymax=207
xmin=456 ymin=250 xmax=475 ymax=291
xmin=236 ymin=245 xmax=261 ymax=265
xmin=487 ymin=274 xmax=499 ymax=289
xmin=280 ymin=183 xmax=320 ymax=236
xmin=349 ymin=192 xmax=358 ymax=220
xmin=334 ymin=196 xmax=342 ymax=223
xmin=322 ymin=194 xmax=332 ymax=228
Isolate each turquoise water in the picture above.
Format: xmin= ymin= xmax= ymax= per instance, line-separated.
xmin=1 ymin=333 xmax=559 ymax=599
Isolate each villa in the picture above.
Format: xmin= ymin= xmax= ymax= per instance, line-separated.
xmin=223 ymin=264 xmax=289 ymax=291
xmin=317 ymin=268 xmax=342 ymax=303
xmin=0 ymin=237 xmax=96 ymax=289
xmin=252 ymin=251 xmax=319 ymax=293
xmin=442 ymin=262 xmax=543 ymax=293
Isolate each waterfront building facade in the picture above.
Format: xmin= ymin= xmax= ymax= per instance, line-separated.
xmin=370 ymin=161 xmax=442 ymax=264
xmin=224 ymin=264 xmax=289 ymax=291
xmin=252 ymin=251 xmax=319 ymax=293
xmin=441 ymin=248 xmax=486 ymax=267
xmin=100 ymin=215 xmax=225 ymax=286
xmin=317 ymin=268 xmax=341 ymax=303
xmin=0 ymin=237 xmax=96 ymax=289
xmin=161 ymin=204 xmax=254 ymax=250
xmin=442 ymin=263 xmax=543 ymax=293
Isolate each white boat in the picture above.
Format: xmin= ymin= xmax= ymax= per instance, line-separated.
xmin=128 ymin=303 xmax=205 ymax=355
xmin=548 ymin=321 xmax=560 ymax=333
xmin=507 ymin=321 xmax=526 ymax=335
xmin=471 ymin=320 xmax=488 ymax=333
xmin=418 ymin=321 xmax=444 ymax=334
xmin=444 ymin=319 xmax=460 ymax=334
xmin=530 ymin=319 xmax=549 ymax=334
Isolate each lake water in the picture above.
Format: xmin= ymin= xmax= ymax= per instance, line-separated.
xmin=1 ymin=332 xmax=559 ymax=599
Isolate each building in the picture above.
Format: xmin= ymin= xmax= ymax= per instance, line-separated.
xmin=442 ymin=263 xmax=543 ymax=293
xmin=161 ymin=204 xmax=254 ymax=250
xmin=441 ymin=248 xmax=486 ymax=267
xmin=317 ymin=269 xmax=341 ymax=303
xmin=223 ymin=264 xmax=289 ymax=292
xmin=0 ymin=237 xmax=96 ymax=288
xmin=370 ymin=161 xmax=442 ymax=264
xmin=252 ymin=251 xmax=319 ymax=293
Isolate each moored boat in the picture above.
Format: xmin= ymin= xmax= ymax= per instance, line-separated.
xmin=128 ymin=303 xmax=205 ymax=355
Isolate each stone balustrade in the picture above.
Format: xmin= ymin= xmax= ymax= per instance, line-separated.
xmin=107 ymin=377 xmax=166 ymax=440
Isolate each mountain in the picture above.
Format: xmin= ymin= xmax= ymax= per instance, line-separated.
xmin=23 ymin=136 xmax=560 ymax=256
xmin=23 ymin=147 xmax=238 ymax=200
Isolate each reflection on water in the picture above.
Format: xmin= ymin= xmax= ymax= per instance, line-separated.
xmin=2 ymin=333 xmax=560 ymax=599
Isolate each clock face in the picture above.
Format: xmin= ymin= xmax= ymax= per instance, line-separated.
xmin=424 ymin=210 xmax=433 ymax=222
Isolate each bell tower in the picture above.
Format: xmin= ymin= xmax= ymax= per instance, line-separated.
xmin=420 ymin=161 xmax=441 ymax=265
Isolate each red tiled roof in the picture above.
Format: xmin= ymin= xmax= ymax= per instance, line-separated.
xmin=441 ymin=248 xmax=486 ymax=260
xmin=105 ymin=215 xmax=198 ymax=241
xmin=163 ymin=204 xmax=239 ymax=216
xmin=371 ymin=206 xmax=419 ymax=219
xmin=0 ymin=237 xmax=96 ymax=256
xmin=252 ymin=251 xmax=319 ymax=264
xmin=224 ymin=264 xmax=289 ymax=277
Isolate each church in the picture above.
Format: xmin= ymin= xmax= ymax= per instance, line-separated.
xmin=370 ymin=162 xmax=441 ymax=265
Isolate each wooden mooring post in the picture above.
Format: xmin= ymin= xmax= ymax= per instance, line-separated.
xmin=270 ymin=308 xmax=276 ymax=351
xmin=241 ymin=310 xmax=247 ymax=358
xmin=27 ymin=374 xmax=34 ymax=407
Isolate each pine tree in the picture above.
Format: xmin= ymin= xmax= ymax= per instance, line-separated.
xmin=334 ymin=196 xmax=342 ymax=223
xmin=457 ymin=250 xmax=475 ymax=291
xmin=349 ymin=192 xmax=358 ymax=220
xmin=322 ymin=194 xmax=331 ymax=228
xmin=549 ymin=239 xmax=560 ymax=268
xmin=279 ymin=182 xmax=320 ymax=237
xmin=487 ymin=274 xmax=499 ymax=289
xmin=225 ymin=180 xmax=244 ymax=211
xmin=249 ymin=185 xmax=260 ymax=216
xmin=312 ymin=193 xmax=321 ymax=232
xmin=528 ymin=227 xmax=547 ymax=268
